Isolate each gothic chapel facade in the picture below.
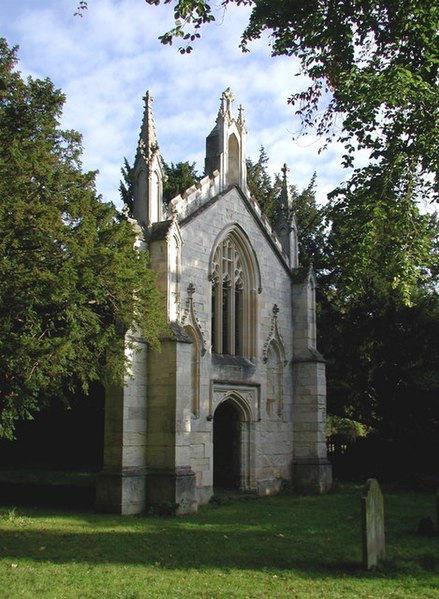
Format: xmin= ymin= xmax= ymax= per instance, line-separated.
xmin=96 ymin=90 xmax=332 ymax=515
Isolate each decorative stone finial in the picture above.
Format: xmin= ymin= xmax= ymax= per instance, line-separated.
xmin=279 ymin=162 xmax=293 ymax=211
xmin=138 ymin=90 xmax=159 ymax=166
xmin=238 ymin=104 xmax=245 ymax=127
xmin=219 ymin=87 xmax=235 ymax=118
xmin=187 ymin=283 xmax=196 ymax=299
xmin=144 ymin=90 xmax=153 ymax=108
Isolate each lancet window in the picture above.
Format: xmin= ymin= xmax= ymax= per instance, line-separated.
xmin=210 ymin=228 xmax=259 ymax=358
xmin=168 ymin=229 xmax=182 ymax=322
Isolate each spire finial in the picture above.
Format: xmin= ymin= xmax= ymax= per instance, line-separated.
xmin=144 ymin=90 xmax=153 ymax=106
xmin=138 ymin=89 xmax=159 ymax=165
xmin=238 ymin=104 xmax=245 ymax=126
xmin=219 ymin=87 xmax=235 ymax=118
xmin=279 ymin=163 xmax=292 ymax=211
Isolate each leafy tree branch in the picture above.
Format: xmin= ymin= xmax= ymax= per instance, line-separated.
xmin=0 ymin=39 xmax=167 ymax=438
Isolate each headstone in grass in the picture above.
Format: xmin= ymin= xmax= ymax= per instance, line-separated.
xmin=361 ymin=478 xmax=385 ymax=570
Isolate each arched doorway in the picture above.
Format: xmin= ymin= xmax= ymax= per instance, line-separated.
xmin=213 ymin=400 xmax=242 ymax=490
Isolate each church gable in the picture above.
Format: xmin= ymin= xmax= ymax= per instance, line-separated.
xmin=170 ymin=182 xmax=292 ymax=275
xmin=96 ymin=89 xmax=332 ymax=517
xmin=131 ymin=88 xmax=294 ymax=268
xmin=172 ymin=183 xmax=295 ymax=366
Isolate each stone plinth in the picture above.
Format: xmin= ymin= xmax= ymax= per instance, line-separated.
xmin=96 ymin=467 xmax=147 ymax=515
xmin=146 ymin=466 xmax=197 ymax=515
xmin=293 ymin=458 xmax=333 ymax=494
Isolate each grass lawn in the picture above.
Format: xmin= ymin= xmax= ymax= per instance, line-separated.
xmin=0 ymin=483 xmax=438 ymax=598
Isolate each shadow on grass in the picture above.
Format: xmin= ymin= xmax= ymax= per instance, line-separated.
xmin=0 ymin=481 xmax=95 ymax=510
xmin=0 ymin=524 xmax=365 ymax=575
xmin=1 ymin=489 xmax=438 ymax=580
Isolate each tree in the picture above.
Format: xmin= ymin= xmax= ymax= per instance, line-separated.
xmin=0 ymin=39 xmax=167 ymax=439
xmin=119 ymin=157 xmax=134 ymax=217
xmin=145 ymin=0 xmax=437 ymax=190
xmin=317 ymin=189 xmax=439 ymax=468
xmin=246 ymin=146 xmax=282 ymax=221
xmin=319 ymin=285 xmax=439 ymax=473
xmin=291 ymin=173 xmax=328 ymax=271
xmin=119 ymin=159 xmax=198 ymax=214
xmin=74 ymin=1 xmax=88 ymax=17
xmin=246 ymin=148 xmax=326 ymax=271
xmin=326 ymin=164 xmax=438 ymax=304
xmin=143 ymin=0 xmax=438 ymax=303
xmin=163 ymin=160 xmax=199 ymax=203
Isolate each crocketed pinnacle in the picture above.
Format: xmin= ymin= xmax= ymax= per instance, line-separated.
xmin=137 ymin=90 xmax=160 ymax=166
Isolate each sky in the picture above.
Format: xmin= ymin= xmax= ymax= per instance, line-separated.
xmin=1 ymin=0 xmax=350 ymax=209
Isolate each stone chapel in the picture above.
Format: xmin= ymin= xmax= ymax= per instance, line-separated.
xmin=96 ymin=89 xmax=332 ymax=515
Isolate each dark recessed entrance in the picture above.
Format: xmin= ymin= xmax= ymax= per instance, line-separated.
xmin=213 ymin=400 xmax=241 ymax=490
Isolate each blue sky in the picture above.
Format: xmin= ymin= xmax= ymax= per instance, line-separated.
xmin=1 ymin=0 xmax=350 ymax=208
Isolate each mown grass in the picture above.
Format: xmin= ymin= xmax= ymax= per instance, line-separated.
xmin=0 ymin=484 xmax=438 ymax=598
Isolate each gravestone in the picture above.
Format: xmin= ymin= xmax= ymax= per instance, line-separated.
xmin=361 ymin=478 xmax=385 ymax=569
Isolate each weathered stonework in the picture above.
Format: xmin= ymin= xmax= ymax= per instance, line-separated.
xmin=97 ymin=90 xmax=332 ymax=515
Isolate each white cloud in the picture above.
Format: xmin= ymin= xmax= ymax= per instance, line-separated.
xmin=1 ymin=0 xmax=351 ymax=208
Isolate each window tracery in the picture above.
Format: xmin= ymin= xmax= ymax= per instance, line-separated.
xmin=210 ymin=228 xmax=260 ymax=358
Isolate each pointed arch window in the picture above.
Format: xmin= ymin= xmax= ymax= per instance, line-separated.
xmin=167 ymin=226 xmax=182 ymax=322
xmin=210 ymin=228 xmax=260 ymax=358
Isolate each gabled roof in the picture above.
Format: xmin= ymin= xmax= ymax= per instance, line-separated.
xmin=168 ymin=176 xmax=295 ymax=277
